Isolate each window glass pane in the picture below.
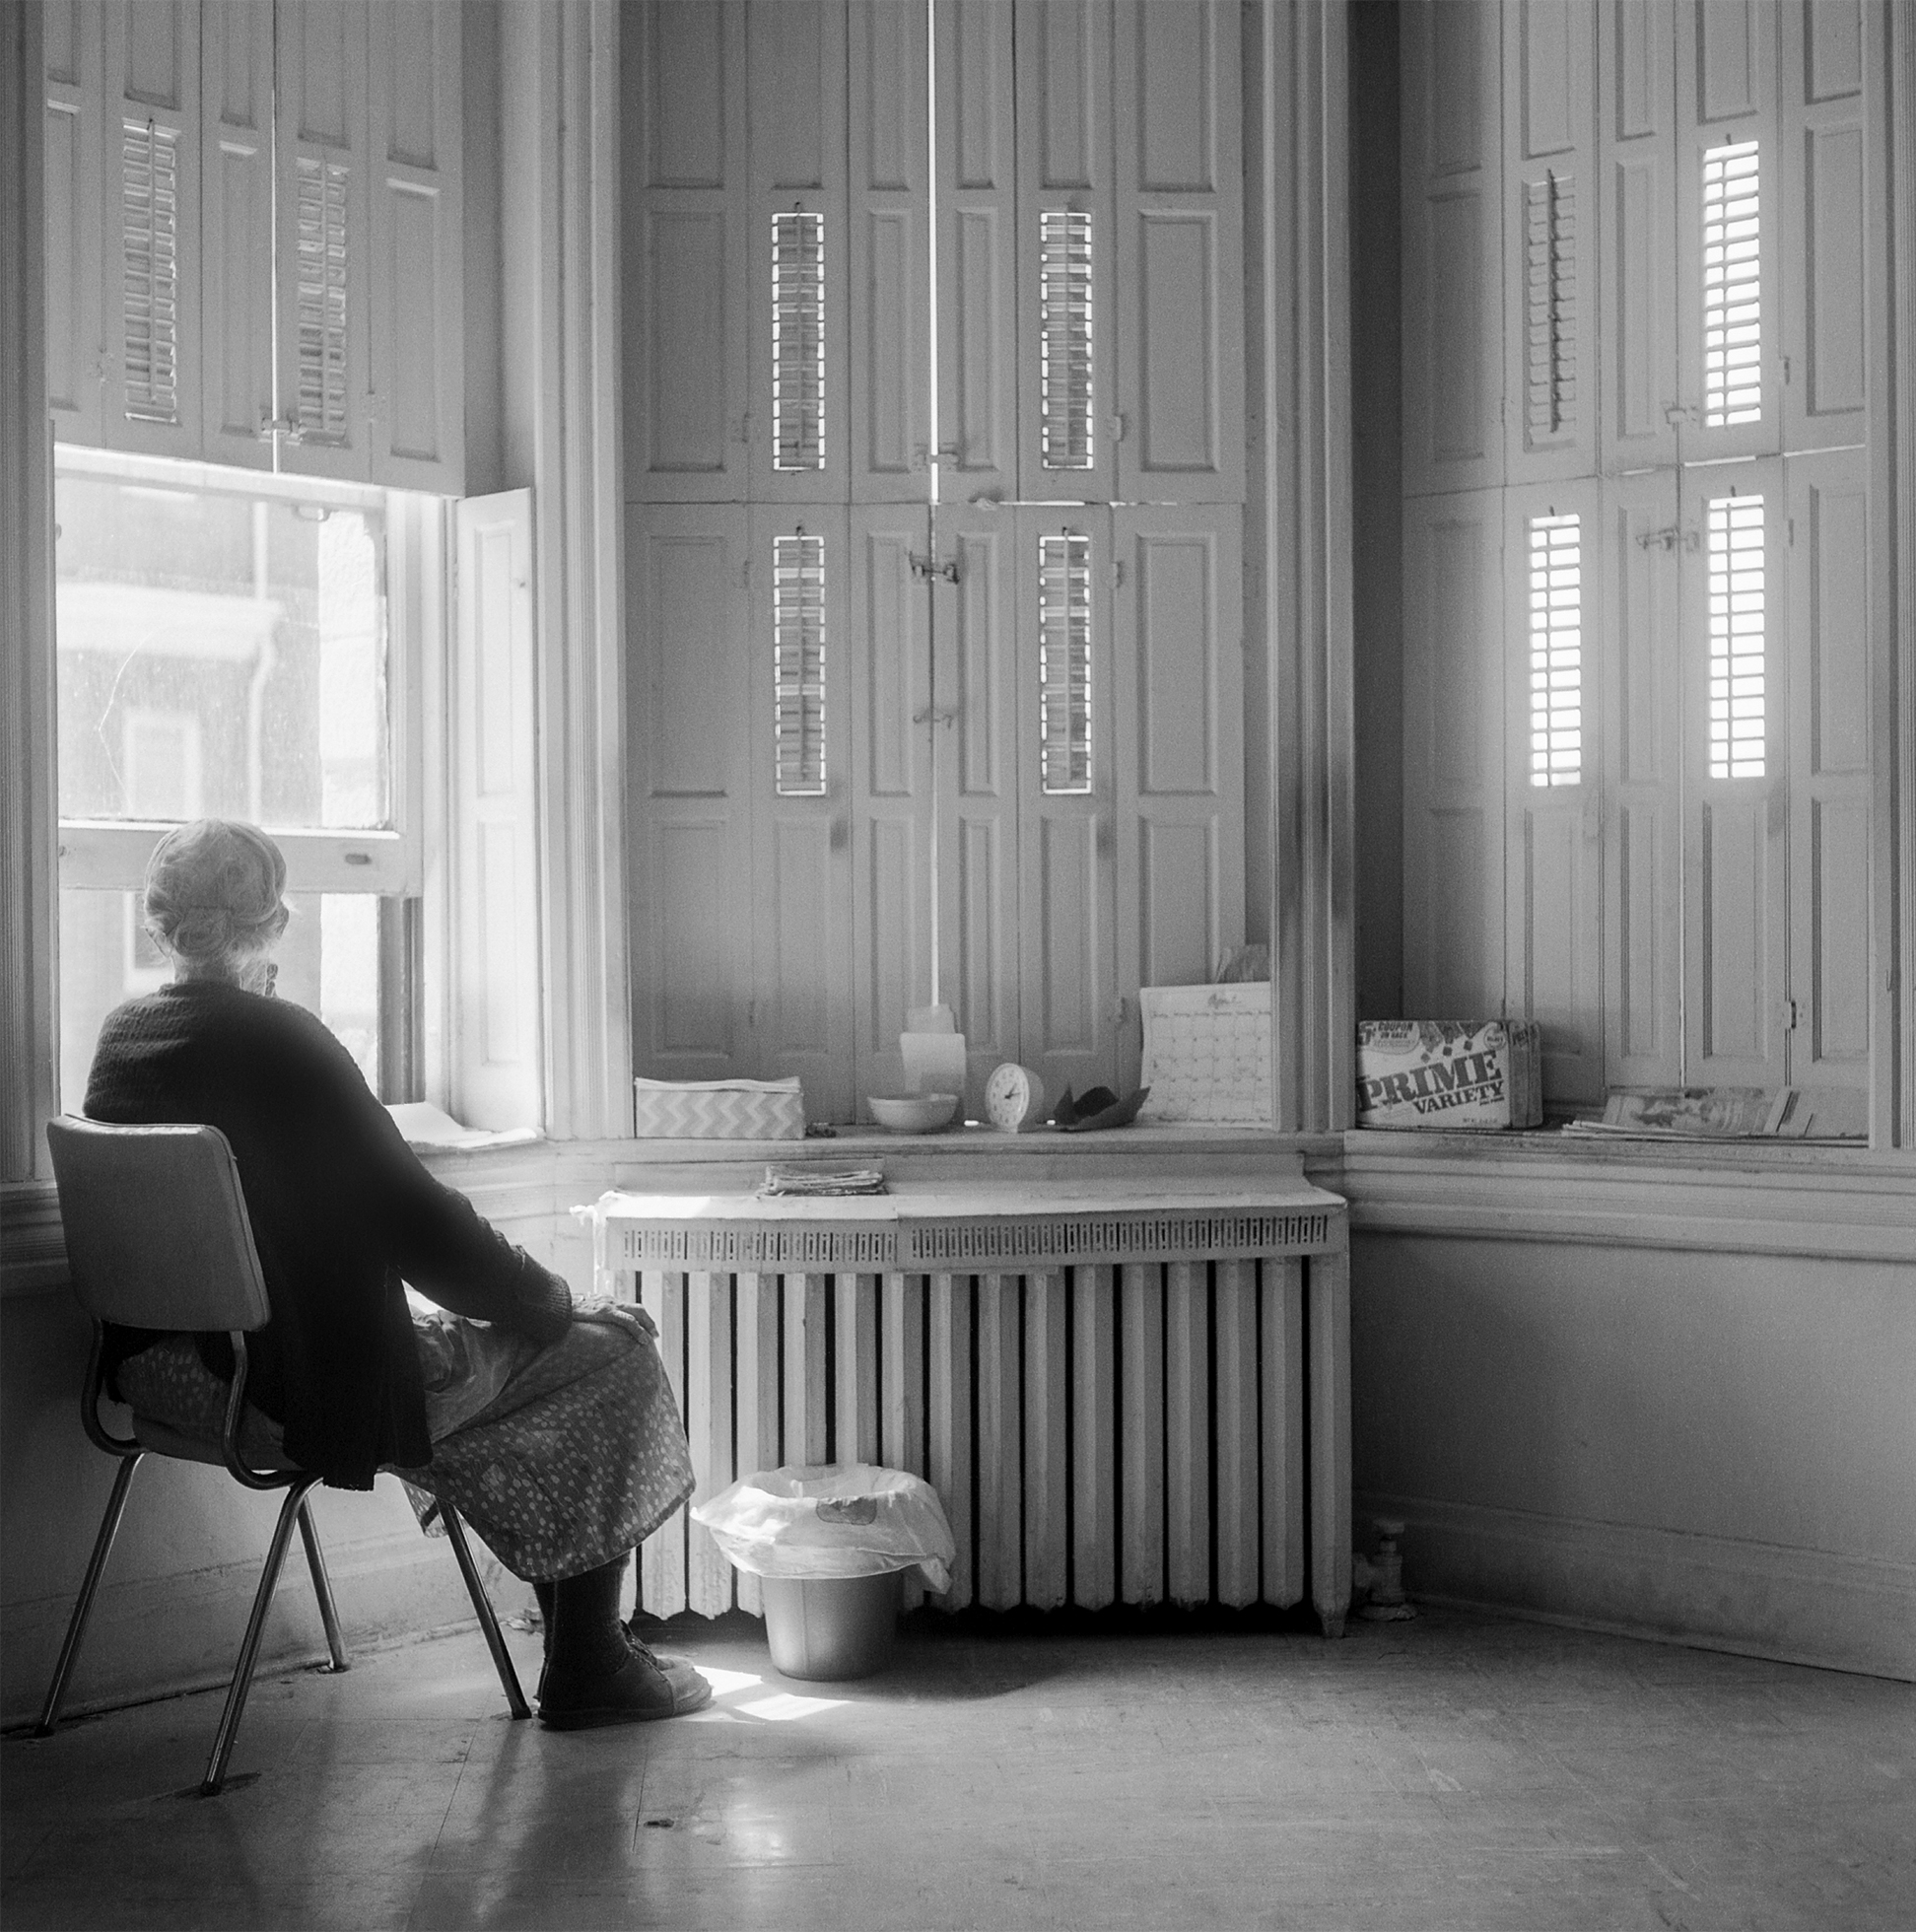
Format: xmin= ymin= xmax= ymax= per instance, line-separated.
xmin=773 ymin=534 xmax=828 ymax=794
xmin=54 ymin=466 xmax=390 ymax=830
xmin=1038 ymin=533 xmax=1092 ymax=794
xmin=1707 ymin=493 xmax=1765 ymax=780
xmin=1528 ymin=513 xmax=1582 ymax=787
xmin=1702 ymin=140 xmax=1761 ymax=429
xmin=57 ymin=888 xmax=383 ymax=1115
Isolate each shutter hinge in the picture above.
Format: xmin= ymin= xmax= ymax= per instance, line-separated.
xmin=1109 ymin=412 xmax=1127 ymax=445
xmin=1112 ymin=559 xmax=1125 ymax=588
xmin=1782 ymin=997 xmax=1801 ymax=1031
xmin=1787 ymin=518 xmax=1796 ymax=546
xmin=1781 ymin=354 xmax=1792 ymax=385
xmin=909 ymin=553 xmax=959 ymax=584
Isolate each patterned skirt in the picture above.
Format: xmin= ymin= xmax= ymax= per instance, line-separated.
xmin=114 ymin=1317 xmax=695 ymax=1583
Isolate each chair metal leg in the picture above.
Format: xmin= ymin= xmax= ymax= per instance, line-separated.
xmin=200 ymin=1475 xmax=320 ymax=1796
xmin=34 ymin=1453 xmax=144 ymax=1739
xmin=441 ymin=1504 xmax=531 ymax=1720
xmin=297 ymin=1497 xmax=350 ymax=1673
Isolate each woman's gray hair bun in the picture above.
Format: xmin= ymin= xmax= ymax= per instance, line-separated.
xmin=143 ymin=820 xmax=290 ymax=978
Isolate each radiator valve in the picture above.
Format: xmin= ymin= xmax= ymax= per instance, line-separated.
xmin=1356 ymin=1516 xmax=1417 ymax=1622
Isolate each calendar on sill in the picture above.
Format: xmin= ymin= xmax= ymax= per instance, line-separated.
xmin=1137 ymin=984 xmax=1273 ymax=1125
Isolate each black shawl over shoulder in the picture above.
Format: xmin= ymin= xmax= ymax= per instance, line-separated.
xmin=85 ymin=981 xmax=571 ymax=1488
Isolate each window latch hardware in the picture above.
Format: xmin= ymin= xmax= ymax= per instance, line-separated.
xmin=257 ymin=412 xmax=304 ymax=445
xmin=1663 ymin=402 xmax=1695 ymax=427
xmin=909 ymin=553 xmax=959 ymax=585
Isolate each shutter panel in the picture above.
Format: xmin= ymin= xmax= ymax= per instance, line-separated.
xmin=1015 ymin=0 xmax=1117 ymax=504
xmin=103 ymin=0 xmax=200 ymax=459
xmin=748 ymin=0 xmax=849 ymax=504
xmin=274 ymin=0 xmax=373 ymax=481
xmin=452 ymin=490 xmax=544 ymax=1132
xmin=1598 ymin=0 xmax=1679 ymax=471
xmin=626 ymin=0 xmax=751 ymax=503
xmin=630 ymin=506 xmax=756 ymax=1083
xmin=200 ymin=0 xmax=274 ymax=470
xmin=1401 ymin=0 xmax=1504 ymax=498
xmin=1602 ymin=469 xmax=1683 ymax=1090
xmin=1779 ymin=0 xmax=1867 ymax=454
xmin=367 ymin=0 xmax=463 ymax=492
xmin=1676 ymin=0 xmax=1781 ymax=460
xmin=1402 ymin=489 xmax=1506 ymax=1020
xmin=1113 ymin=0 xmax=1243 ymax=505
xmin=1017 ymin=507 xmax=1118 ymax=1100
xmin=750 ymin=506 xmax=855 ymax=1121
xmin=1681 ymin=458 xmax=1787 ymax=1085
xmin=1505 ymin=481 xmax=1603 ymax=1107
xmin=1785 ymin=448 xmax=1871 ymax=1096
xmin=933 ymin=0 xmax=1018 ymax=504
xmin=1502 ymin=0 xmax=1596 ymax=483
xmin=934 ymin=506 xmax=1023 ymax=1105
xmin=848 ymin=0 xmax=930 ymax=503
xmin=43 ymin=0 xmax=104 ymax=447
xmin=849 ymin=506 xmax=934 ymax=1108
xmin=1112 ymin=506 xmax=1245 ymax=1086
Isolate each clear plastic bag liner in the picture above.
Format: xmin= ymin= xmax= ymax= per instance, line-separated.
xmin=691 ymin=1463 xmax=955 ymax=1592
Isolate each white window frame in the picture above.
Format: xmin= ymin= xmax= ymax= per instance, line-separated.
xmin=52 ymin=444 xmax=424 ymax=903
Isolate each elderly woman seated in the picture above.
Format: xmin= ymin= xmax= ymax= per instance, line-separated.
xmin=84 ymin=818 xmax=710 ymax=1727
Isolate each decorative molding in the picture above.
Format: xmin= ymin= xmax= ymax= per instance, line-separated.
xmin=1891 ymin=0 xmax=1915 ymax=1145
xmin=1 ymin=1 xmax=56 ymax=1187
xmin=1342 ymin=1136 xmax=1916 ymax=1262
xmin=1359 ymin=1488 xmax=1916 ymax=1684
xmin=499 ymin=0 xmax=633 ymax=1142
xmin=600 ymin=1199 xmax=1342 ymax=1278
xmin=1257 ymin=0 xmax=1355 ymax=1132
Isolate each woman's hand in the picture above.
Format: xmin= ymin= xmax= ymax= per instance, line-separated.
xmin=569 ymin=1295 xmax=659 ymax=1344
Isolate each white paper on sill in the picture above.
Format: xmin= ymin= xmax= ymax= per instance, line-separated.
xmin=385 ymin=1100 xmax=540 ymax=1151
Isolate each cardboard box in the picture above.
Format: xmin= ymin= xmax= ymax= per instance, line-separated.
xmin=1354 ymin=1020 xmax=1542 ymax=1130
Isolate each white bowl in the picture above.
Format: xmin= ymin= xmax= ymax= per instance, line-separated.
xmin=866 ymin=1092 xmax=959 ymax=1134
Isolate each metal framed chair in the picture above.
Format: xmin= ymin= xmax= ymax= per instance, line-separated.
xmin=34 ymin=1117 xmax=529 ymax=1795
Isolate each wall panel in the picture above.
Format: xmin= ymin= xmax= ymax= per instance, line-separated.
xmin=628 ymin=0 xmax=749 ymax=501
xmin=1787 ymin=448 xmax=1870 ymax=1092
xmin=630 ymin=508 xmax=754 ymax=1080
xmin=1602 ymin=469 xmax=1683 ymax=1086
xmin=1681 ymin=459 xmax=1787 ymax=1085
xmin=1113 ymin=506 xmax=1243 ymax=1068
xmin=850 ymin=0 xmax=929 ymax=502
xmin=1504 ymin=0 xmax=1598 ymax=482
xmin=1780 ymin=0 xmax=1867 ymax=452
xmin=849 ymin=507 xmax=933 ymax=1105
xmin=934 ymin=0 xmax=1018 ymax=503
xmin=1114 ymin=0 xmax=1242 ymax=502
xmin=1403 ymin=490 xmax=1505 ymax=1019
xmin=1402 ymin=0 xmax=1503 ymax=497
xmin=367 ymin=0 xmax=462 ymax=491
xmin=1505 ymin=479 xmax=1603 ymax=1103
xmin=199 ymin=2 xmax=273 ymax=470
xmin=749 ymin=507 xmax=854 ymax=1119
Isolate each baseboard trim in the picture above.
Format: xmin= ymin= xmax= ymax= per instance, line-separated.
xmin=1356 ymin=1489 xmax=1916 ymax=1683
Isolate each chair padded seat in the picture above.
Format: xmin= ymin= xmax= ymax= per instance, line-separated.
xmin=132 ymin=1413 xmax=300 ymax=1473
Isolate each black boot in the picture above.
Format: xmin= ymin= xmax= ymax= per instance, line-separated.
xmin=538 ymin=1555 xmax=711 ymax=1728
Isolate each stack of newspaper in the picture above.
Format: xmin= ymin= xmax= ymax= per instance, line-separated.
xmin=759 ymin=1166 xmax=887 ymax=1198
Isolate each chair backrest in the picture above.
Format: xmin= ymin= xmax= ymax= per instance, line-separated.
xmin=46 ymin=1119 xmax=272 ymax=1333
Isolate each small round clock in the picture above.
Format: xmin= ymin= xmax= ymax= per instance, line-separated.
xmin=984 ymin=1062 xmax=1049 ymax=1133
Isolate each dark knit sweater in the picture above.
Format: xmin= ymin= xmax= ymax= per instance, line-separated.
xmin=84 ymin=980 xmax=572 ymax=1488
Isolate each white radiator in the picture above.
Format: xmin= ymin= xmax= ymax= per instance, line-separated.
xmin=625 ymin=1256 xmax=1331 ymax=1622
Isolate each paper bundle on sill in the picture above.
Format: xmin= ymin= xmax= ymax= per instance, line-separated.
xmin=759 ymin=1167 xmax=887 ymax=1198
xmin=1560 ymin=1086 xmax=1867 ymax=1143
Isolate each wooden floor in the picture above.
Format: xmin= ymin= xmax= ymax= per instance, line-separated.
xmin=3 ymin=1605 xmax=1910 ymax=1930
